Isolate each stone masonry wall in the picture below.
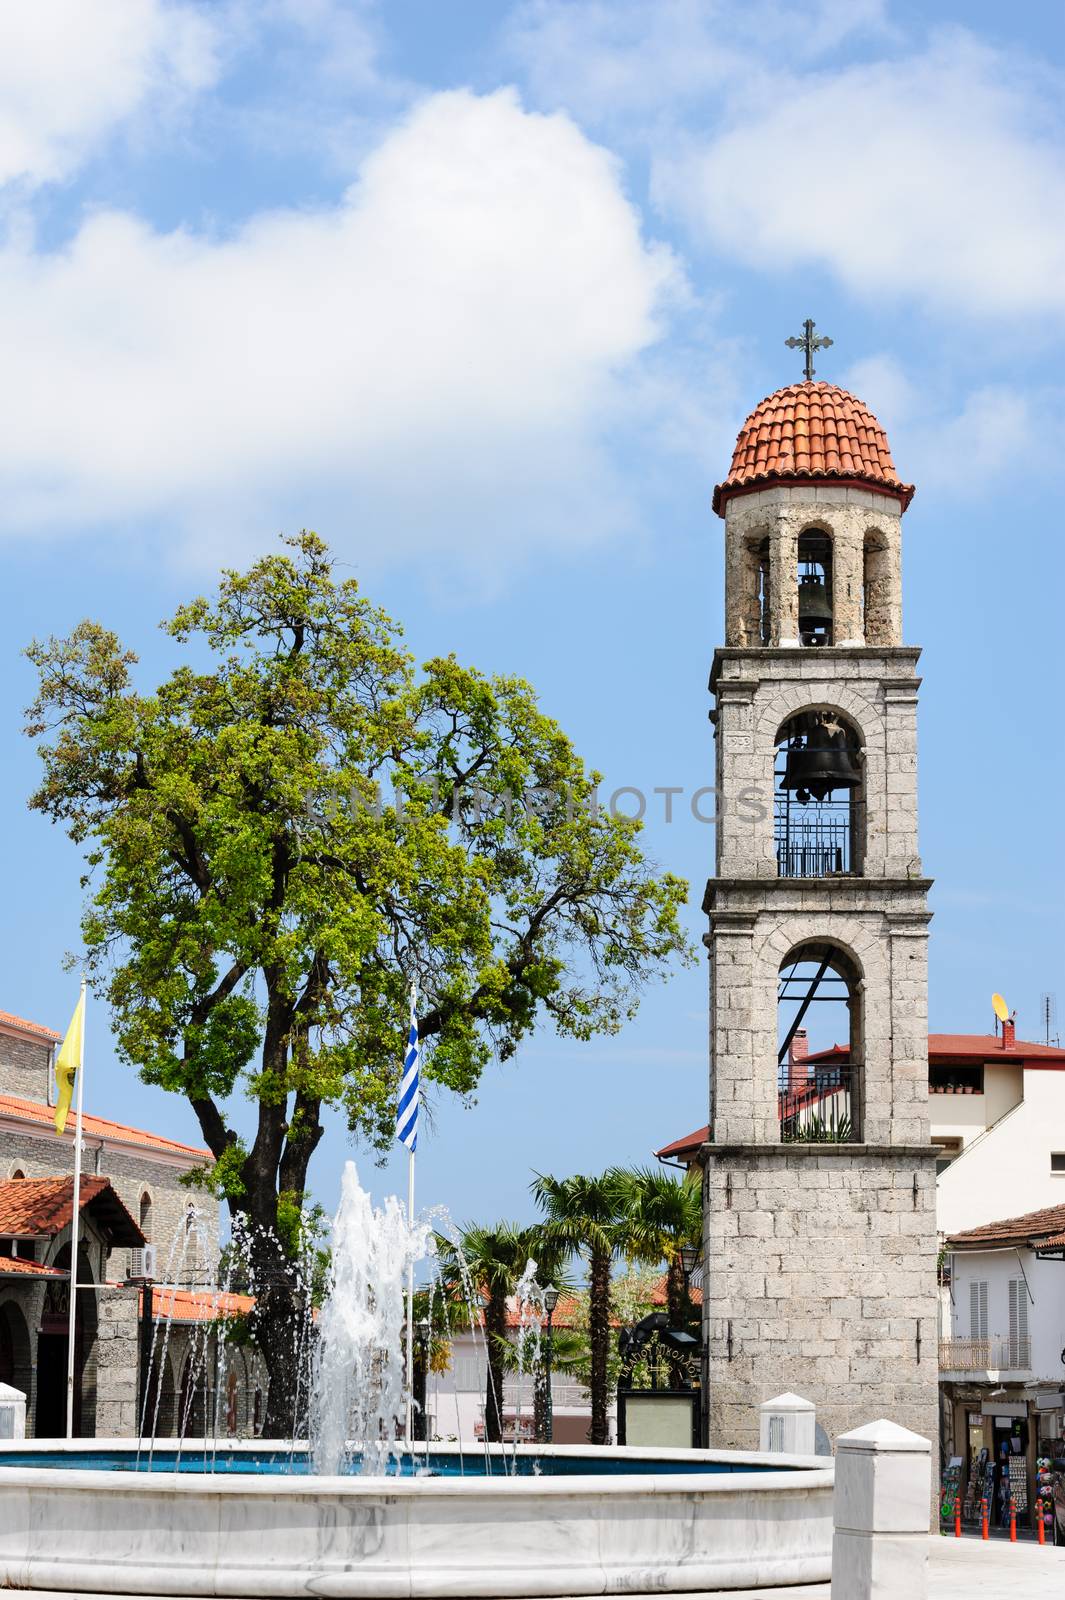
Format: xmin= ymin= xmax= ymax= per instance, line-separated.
xmin=94 ymin=1284 xmax=142 ymax=1436
xmin=0 ymin=1031 xmax=53 ymax=1102
xmin=702 ymin=1145 xmax=940 ymax=1459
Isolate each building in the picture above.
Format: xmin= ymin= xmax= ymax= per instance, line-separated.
xmin=940 ymin=1201 xmax=1065 ymax=1531
xmin=0 ymin=1005 xmax=246 ymax=1438
xmin=698 ymin=369 xmax=940 ymax=1453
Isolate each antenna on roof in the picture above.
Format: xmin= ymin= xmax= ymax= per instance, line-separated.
xmin=991 ymin=992 xmax=1009 ymax=1037
xmin=1040 ymin=991 xmax=1058 ymax=1047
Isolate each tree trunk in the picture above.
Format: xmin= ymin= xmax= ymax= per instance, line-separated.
xmin=588 ymin=1247 xmax=611 ymax=1445
xmin=248 ymin=1227 xmax=307 ymax=1439
xmin=484 ymin=1294 xmax=507 ymax=1444
xmin=665 ymin=1257 xmax=688 ymax=1389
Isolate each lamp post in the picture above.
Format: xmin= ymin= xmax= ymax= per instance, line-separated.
xmin=414 ymin=1318 xmax=431 ymax=1443
xmin=678 ymin=1244 xmax=699 ymax=1283
xmin=543 ymin=1286 xmax=559 ymax=1445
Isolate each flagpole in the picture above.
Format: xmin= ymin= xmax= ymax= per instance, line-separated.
xmin=65 ymin=976 xmax=86 ymax=1440
xmin=405 ymin=1147 xmax=415 ymax=1443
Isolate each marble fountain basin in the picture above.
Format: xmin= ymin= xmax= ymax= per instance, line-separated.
xmin=0 ymin=1439 xmax=834 ymax=1597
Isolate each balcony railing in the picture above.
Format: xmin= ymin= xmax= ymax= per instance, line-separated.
xmin=939 ymin=1336 xmax=1032 ymax=1372
xmin=779 ymin=1064 xmax=856 ymax=1142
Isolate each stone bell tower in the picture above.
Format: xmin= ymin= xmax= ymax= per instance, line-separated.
xmin=702 ymin=334 xmax=939 ymax=1453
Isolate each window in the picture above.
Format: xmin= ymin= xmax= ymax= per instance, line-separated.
xmin=969 ymin=1280 xmax=988 ymax=1341
xmin=778 ymin=941 xmax=862 ymax=1142
xmin=1007 ymin=1280 xmax=1030 ymax=1367
xmin=9 ymin=1169 xmax=25 ymax=1181
xmin=797 ymin=529 xmax=833 ymax=647
xmin=774 ymin=711 xmax=864 ymax=878
xmin=139 ymin=1191 xmax=153 ymax=1241
xmin=1051 ymin=1152 xmax=1065 ymax=1174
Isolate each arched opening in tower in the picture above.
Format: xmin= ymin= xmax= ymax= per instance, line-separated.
xmin=774 ymin=710 xmax=864 ymax=877
xmin=777 ymin=941 xmax=862 ymax=1143
xmin=797 ymin=528 xmax=833 ymax=647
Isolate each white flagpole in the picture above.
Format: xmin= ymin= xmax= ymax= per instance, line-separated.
xmin=405 ymin=1146 xmax=415 ymax=1443
xmin=65 ymin=976 xmax=86 ymax=1441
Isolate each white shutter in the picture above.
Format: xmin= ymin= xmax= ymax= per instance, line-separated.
xmin=969 ymin=1280 xmax=988 ymax=1340
xmin=1008 ymin=1280 xmax=1029 ymax=1365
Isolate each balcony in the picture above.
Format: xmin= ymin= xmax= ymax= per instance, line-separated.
xmin=939 ymin=1335 xmax=1032 ymax=1375
xmin=779 ymin=1063 xmax=856 ymax=1143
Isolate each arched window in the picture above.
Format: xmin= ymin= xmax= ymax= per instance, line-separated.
xmin=797 ymin=528 xmax=833 ymax=647
xmin=777 ymin=941 xmax=862 ymax=1143
xmin=139 ymin=1191 xmax=153 ymax=1241
xmin=9 ymin=1168 xmax=25 ymax=1181
xmin=863 ymin=530 xmax=893 ymax=644
xmin=775 ymin=710 xmax=864 ymax=877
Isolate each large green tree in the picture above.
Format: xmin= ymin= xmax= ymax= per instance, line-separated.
xmin=25 ymin=533 xmax=690 ymax=1431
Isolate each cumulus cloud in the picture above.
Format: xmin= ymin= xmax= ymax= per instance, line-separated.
xmin=0 ymin=1 xmax=219 ymax=188
xmin=657 ymin=33 xmax=1065 ymax=319
xmin=0 ymin=88 xmax=680 ymax=575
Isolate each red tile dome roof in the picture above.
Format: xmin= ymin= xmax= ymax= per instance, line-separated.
xmin=713 ymin=381 xmax=914 ymax=515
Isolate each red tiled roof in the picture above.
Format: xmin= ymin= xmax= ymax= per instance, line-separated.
xmin=946 ymin=1201 xmax=1065 ymax=1251
xmin=0 ymin=1255 xmax=67 ymax=1279
xmin=150 ymin=1287 xmax=255 ymax=1324
xmin=927 ymin=1033 xmax=1065 ymax=1065
xmin=713 ymin=381 xmax=914 ymax=515
xmin=0 ymin=1175 xmax=143 ymax=1247
xmin=0 ymin=1009 xmax=61 ymax=1042
xmin=656 ymin=1125 xmax=709 ymax=1161
xmin=0 ymin=1093 xmax=211 ymax=1159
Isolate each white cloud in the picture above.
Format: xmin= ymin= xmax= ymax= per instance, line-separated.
xmin=657 ymin=33 xmax=1065 ymax=318
xmin=505 ymin=0 xmax=890 ymax=127
xmin=0 ymin=1 xmax=220 ymax=189
xmin=0 ymin=88 xmax=680 ymax=576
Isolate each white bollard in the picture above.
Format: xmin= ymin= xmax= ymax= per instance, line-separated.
xmin=0 ymin=1384 xmax=26 ymax=1441
xmin=759 ymin=1392 xmax=816 ymax=1455
xmin=831 ymin=1420 xmax=931 ymax=1599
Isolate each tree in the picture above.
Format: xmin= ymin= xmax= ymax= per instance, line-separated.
xmin=614 ymin=1166 xmax=701 ymax=1329
xmin=24 ymin=533 xmax=693 ymax=1432
xmin=530 ymin=1170 xmax=629 ymax=1445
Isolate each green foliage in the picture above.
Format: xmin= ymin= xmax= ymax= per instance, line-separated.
xmin=782 ymin=1112 xmax=852 ymax=1143
xmin=24 ymin=532 xmax=693 ymax=1254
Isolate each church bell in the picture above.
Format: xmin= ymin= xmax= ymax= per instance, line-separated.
xmin=797 ymin=573 xmax=833 ymax=640
xmin=782 ymin=724 xmax=863 ymax=804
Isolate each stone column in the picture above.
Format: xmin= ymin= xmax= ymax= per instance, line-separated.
xmin=832 ymin=510 xmax=864 ymax=647
xmin=94 ymin=1285 xmax=142 ymax=1437
xmin=768 ymin=513 xmax=799 ymax=646
xmin=831 ymin=1420 xmax=931 ymax=1600
xmin=759 ymin=1392 xmax=816 ymax=1455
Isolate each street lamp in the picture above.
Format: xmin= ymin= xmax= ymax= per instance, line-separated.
xmin=543 ymin=1286 xmax=560 ymax=1445
xmin=414 ymin=1318 xmax=431 ymax=1443
xmin=678 ymin=1245 xmax=699 ymax=1281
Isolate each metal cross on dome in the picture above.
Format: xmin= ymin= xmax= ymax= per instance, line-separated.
xmin=785 ymin=319 xmax=833 ymax=382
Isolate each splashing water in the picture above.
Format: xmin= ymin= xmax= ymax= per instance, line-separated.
xmin=310 ymin=1161 xmax=433 ymax=1475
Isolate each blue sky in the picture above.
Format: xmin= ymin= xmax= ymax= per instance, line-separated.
xmin=2 ymin=0 xmax=1063 ymax=1235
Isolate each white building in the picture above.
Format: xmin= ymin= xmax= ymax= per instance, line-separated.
xmin=940 ymin=1200 xmax=1065 ymax=1534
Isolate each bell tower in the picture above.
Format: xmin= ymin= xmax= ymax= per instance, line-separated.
xmin=702 ymin=344 xmax=939 ymax=1453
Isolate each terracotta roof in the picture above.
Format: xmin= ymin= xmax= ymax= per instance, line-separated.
xmin=0 ymin=1009 xmax=61 ymax=1042
xmin=0 ymin=1093 xmax=211 ymax=1159
xmin=713 ymin=381 xmax=914 ymax=515
xmin=150 ymin=1287 xmax=255 ymax=1324
xmin=926 ymin=1033 xmax=1065 ymax=1066
xmin=656 ymin=1125 xmax=709 ymax=1161
xmin=0 ymin=1255 xmax=68 ymax=1279
xmin=946 ymin=1201 xmax=1065 ymax=1252
xmin=0 ymin=1175 xmax=144 ymax=1247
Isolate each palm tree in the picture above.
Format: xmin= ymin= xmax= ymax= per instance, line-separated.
xmin=614 ymin=1165 xmax=702 ymax=1328
xmin=436 ymin=1222 xmax=543 ymax=1443
xmin=530 ymin=1170 xmax=628 ymax=1445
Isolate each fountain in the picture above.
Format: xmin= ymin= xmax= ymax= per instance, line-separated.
xmin=0 ymin=1163 xmax=833 ymax=1594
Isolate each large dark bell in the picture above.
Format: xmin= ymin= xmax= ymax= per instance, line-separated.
xmin=798 ymin=574 xmax=833 ymax=625
xmin=782 ymin=728 xmax=862 ymax=803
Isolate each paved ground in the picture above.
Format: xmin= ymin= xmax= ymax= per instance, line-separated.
xmin=18 ymin=1537 xmax=1065 ymax=1599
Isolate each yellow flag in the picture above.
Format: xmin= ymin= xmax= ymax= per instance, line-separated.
xmin=54 ymin=989 xmax=85 ymax=1135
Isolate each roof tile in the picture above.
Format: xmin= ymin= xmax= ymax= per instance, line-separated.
xmin=0 ymin=1094 xmax=210 ymax=1159
xmin=713 ymin=381 xmax=914 ymax=514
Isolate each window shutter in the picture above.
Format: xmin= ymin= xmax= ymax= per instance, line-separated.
xmin=969 ymin=1280 xmax=988 ymax=1340
xmin=1008 ymin=1279 xmax=1029 ymax=1363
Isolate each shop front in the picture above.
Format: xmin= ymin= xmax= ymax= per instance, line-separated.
xmin=944 ymin=1386 xmax=1063 ymax=1534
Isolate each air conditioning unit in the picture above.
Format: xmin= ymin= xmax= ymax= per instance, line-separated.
xmin=128 ymin=1245 xmax=157 ymax=1282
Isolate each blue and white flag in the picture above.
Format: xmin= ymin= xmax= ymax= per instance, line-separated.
xmin=396 ymin=988 xmax=419 ymax=1152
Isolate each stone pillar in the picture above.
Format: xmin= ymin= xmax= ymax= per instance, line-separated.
xmin=0 ymin=1383 xmax=26 ymax=1440
xmin=94 ymin=1286 xmax=142 ymax=1437
xmin=831 ymin=1420 xmax=931 ymax=1600
xmin=768 ymin=514 xmax=799 ymax=646
xmin=759 ymin=1392 xmax=816 ymax=1455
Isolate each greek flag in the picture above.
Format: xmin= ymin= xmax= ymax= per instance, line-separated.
xmin=396 ymin=989 xmax=419 ymax=1152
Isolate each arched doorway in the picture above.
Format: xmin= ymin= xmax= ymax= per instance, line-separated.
xmin=35 ymin=1243 xmax=98 ymax=1438
xmin=0 ymin=1300 xmax=33 ymax=1404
